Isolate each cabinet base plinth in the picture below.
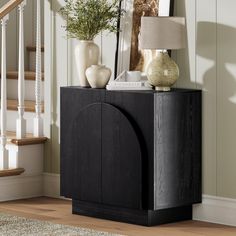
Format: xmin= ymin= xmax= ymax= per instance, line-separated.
xmin=72 ymin=200 xmax=192 ymax=226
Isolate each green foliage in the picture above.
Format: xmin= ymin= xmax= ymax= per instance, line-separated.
xmin=60 ymin=0 xmax=124 ymax=41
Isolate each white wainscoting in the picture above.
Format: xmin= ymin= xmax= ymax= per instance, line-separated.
xmin=0 ymin=173 xmax=61 ymax=202
xmin=43 ymin=173 xmax=60 ymax=198
xmin=193 ymin=195 xmax=236 ymax=227
xmin=0 ymin=174 xmax=43 ymax=202
xmin=175 ymin=0 xmax=236 ymax=198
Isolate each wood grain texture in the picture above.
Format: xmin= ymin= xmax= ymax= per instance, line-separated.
xmin=0 ymin=168 xmax=24 ymax=177
xmin=10 ymin=136 xmax=48 ymax=146
xmin=6 ymin=131 xmax=47 ymax=146
xmin=0 ymin=198 xmax=236 ymax=236
xmin=26 ymin=45 xmax=44 ymax=52
xmin=105 ymin=90 xmax=155 ymax=209
xmin=6 ymin=71 xmax=45 ymax=81
xmin=102 ymin=103 xmax=142 ymax=209
xmin=0 ymin=0 xmax=24 ymax=19
xmin=61 ymin=87 xmax=202 ymax=225
xmin=154 ymin=91 xmax=202 ymax=210
xmin=60 ymin=88 xmax=105 ymax=198
xmin=6 ymin=99 xmax=44 ymax=113
xmin=72 ymin=103 xmax=102 ymax=203
xmin=73 ymin=200 xmax=192 ymax=226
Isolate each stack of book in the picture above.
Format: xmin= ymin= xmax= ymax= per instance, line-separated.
xmin=106 ymin=71 xmax=152 ymax=91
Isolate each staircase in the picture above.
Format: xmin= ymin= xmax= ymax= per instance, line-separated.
xmin=0 ymin=0 xmax=47 ymax=180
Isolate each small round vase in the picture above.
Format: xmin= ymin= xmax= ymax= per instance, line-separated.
xmin=86 ymin=65 xmax=112 ymax=89
xmin=75 ymin=40 xmax=99 ymax=87
xmin=147 ymin=51 xmax=179 ymax=91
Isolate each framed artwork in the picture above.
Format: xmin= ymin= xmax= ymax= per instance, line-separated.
xmin=115 ymin=0 xmax=175 ymax=77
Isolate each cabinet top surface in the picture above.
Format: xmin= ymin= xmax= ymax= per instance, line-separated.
xmin=61 ymin=87 xmax=201 ymax=94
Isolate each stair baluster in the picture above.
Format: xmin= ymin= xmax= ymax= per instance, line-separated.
xmin=16 ymin=0 xmax=27 ymax=139
xmin=34 ymin=0 xmax=43 ymax=137
xmin=0 ymin=0 xmax=46 ymax=177
xmin=0 ymin=15 xmax=9 ymax=170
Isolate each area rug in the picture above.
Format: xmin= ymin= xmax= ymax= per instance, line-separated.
xmin=0 ymin=213 xmax=123 ymax=236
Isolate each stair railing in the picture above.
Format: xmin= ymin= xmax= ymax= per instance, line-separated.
xmin=0 ymin=0 xmax=43 ymax=170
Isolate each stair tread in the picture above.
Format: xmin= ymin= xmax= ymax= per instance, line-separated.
xmin=0 ymin=168 xmax=25 ymax=177
xmin=6 ymin=131 xmax=48 ymax=146
xmin=27 ymin=45 xmax=44 ymax=52
xmin=6 ymin=71 xmax=45 ymax=81
xmin=7 ymin=99 xmax=44 ymax=113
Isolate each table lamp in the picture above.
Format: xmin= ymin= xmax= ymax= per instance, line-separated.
xmin=140 ymin=17 xmax=186 ymax=91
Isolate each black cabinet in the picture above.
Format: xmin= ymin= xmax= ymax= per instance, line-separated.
xmin=61 ymin=87 xmax=202 ymax=226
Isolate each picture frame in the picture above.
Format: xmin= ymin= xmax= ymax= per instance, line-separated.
xmin=115 ymin=0 xmax=175 ymax=77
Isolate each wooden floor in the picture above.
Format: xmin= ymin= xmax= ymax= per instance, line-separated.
xmin=0 ymin=197 xmax=236 ymax=236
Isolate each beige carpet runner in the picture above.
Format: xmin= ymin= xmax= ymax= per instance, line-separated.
xmin=0 ymin=213 xmax=123 ymax=236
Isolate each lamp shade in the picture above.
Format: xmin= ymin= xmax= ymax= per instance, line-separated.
xmin=140 ymin=17 xmax=186 ymax=50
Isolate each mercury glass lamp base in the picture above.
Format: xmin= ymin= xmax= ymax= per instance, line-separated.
xmin=155 ymin=86 xmax=171 ymax=91
xmin=146 ymin=51 xmax=179 ymax=92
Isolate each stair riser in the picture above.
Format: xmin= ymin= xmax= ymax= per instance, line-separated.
xmin=0 ymin=110 xmax=44 ymax=134
xmin=7 ymin=79 xmax=44 ymax=101
xmin=29 ymin=51 xmax=44 ymax=72
xmin=7 ymin=143 xmax=44 ymax=175
xmin=0 ymin=174 xmax=43 ymax=202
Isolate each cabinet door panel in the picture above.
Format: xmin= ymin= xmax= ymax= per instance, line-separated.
xmin=61 ymin=88 xmax=104 ymax=198
xmin=72 ymin=103 xmax=102 ymax=203
xmin=102 ymin=103 xmax=142 ymax=209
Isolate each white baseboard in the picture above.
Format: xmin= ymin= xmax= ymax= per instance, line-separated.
xmin=193 ymin=194 xmax=236 ymax=226
xmin=0 ymin=173 xmax=61 ymax=202
xmin=0 ymin=174 xmax=43 ymax=202
xmin=43 ymin=173 xmax=60 ymax=198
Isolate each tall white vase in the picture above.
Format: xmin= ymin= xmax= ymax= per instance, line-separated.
xmin=75 ymin=40 xmax=99 ymax=87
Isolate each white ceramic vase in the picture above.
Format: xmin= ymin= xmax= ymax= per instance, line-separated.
xmin=86 ymin=65 xmax=112 ymax=89
xmin=75 ymin=40 xmax=99 ymax=87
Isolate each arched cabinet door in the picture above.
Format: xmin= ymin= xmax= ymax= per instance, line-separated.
xmin=102 ymin=103 xmax=142 ymax=209
xmin=72 ymin=103 xmax=102 ymax=203
xmin=71 ymin=102 xmax=142 ymax=209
